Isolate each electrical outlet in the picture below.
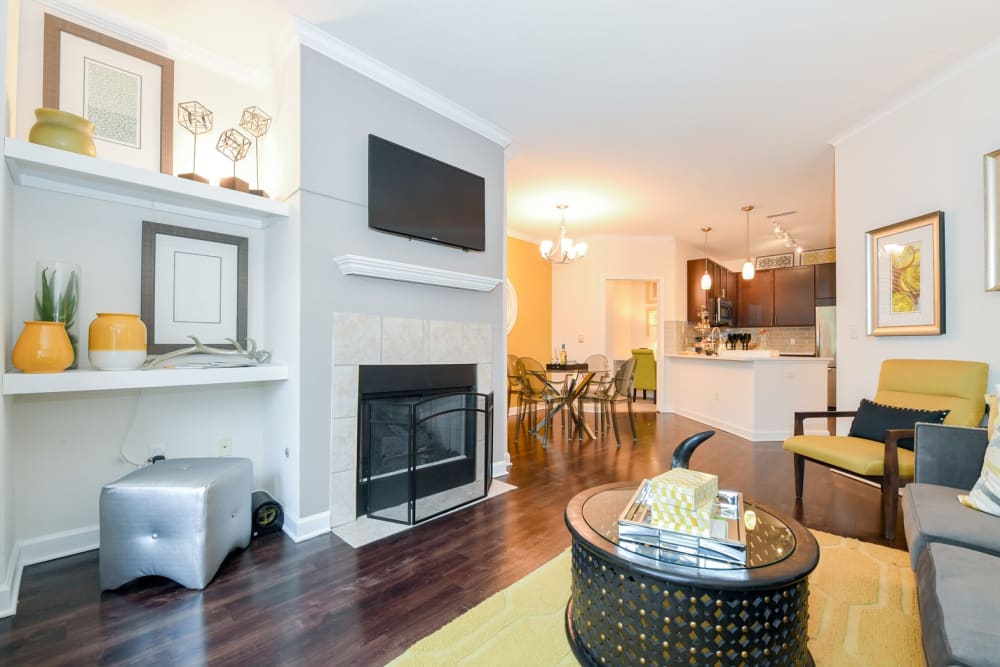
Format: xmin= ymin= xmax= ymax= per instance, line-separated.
xmin=577 ymin=334 xmax=584 ymax=343
xmin=218 ymin=437 xmax=233 ymax=456
xmin=790 ymin=338 xmax=796 ymax=345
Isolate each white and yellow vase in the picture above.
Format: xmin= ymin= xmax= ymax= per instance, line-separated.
xmin=88 ymin=313 xmax=147 ymax=370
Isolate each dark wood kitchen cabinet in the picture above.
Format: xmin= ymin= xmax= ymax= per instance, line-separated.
xmin=773 ymin=265 xmax=815 ymax=326
xmin=737 ymin=269 xmax=774 ymax=327
xmin=815 ymin=262 xmax=836 ymax=306
xmin=687 ymin=259 xmax=738 ymax=323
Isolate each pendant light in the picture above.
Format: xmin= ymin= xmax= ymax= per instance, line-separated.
xmin=700 ymin=226 xmax=712 ymax=290
xmin=741 ymin=205 xmax=756 ymax=280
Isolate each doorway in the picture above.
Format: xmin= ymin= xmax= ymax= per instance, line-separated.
xmin=604 ymin=278 xmax=658 ymax=410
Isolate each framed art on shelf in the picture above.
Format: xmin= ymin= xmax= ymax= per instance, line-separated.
xmin=865 ymin=211 xmax=944 ymax=336
xmin=755 ymin=253 xmax=794 ymax=270
xmin=43 ymin=13 xmax=174 ymax=174
xmin=140 ymin=222 xmax=248 ymax=354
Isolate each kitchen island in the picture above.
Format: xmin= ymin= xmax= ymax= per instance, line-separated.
xmin=661 ymin=352 xmax=831 ymax=441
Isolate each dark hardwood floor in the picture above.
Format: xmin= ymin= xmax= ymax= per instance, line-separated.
xmin=0 ymin=409 xmax=905 ymax=666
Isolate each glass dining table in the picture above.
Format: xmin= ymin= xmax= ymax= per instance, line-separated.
xmin=529 ymin=370 xmax=596 ymax=446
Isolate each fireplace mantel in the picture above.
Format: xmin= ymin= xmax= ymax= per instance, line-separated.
xmin=333 ymin=254 xmax=502 ymax=292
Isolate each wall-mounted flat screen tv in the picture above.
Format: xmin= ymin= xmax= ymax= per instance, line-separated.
xmin=368 ymin=134 xmax=486 ymax=252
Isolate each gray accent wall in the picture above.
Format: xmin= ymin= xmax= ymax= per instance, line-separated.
xmin=296 ymin=47 xmax=506 ymax=518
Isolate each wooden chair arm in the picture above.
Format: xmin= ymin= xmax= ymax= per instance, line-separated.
xmin=793 ymin=410 xmax=858 ymax=436
xmin=882 ymin=428 xmax=914 ymax=484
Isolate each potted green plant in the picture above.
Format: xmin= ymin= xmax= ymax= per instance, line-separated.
xmin=34 ymin=262 xmax=80 ymax=369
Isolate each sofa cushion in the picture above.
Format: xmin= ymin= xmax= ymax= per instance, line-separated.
xmin=959 ymin=433 xmax=1000 ymax=517
xmin=903 ymin=482 xmax=1000 ymax=569
xmin=848 ymin=398 xmax=949 ymax=450
xmin=916 ymin=543 xmax=1000 ymax=667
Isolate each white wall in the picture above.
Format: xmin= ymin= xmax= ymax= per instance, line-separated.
xmin=0 ymin=0 xmax=16 ymax=617
xmin=551 ymin=235 xmax=684 ymax=363
xmin=835 ymin=41 xmax=1000 ymax=413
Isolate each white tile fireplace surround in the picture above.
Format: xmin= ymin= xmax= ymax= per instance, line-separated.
xmin=329 ymin=312 xmax=493 ymax=527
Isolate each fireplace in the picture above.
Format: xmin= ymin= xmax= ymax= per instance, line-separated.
xmin=357 ymin=364 xmax=493 ymax=524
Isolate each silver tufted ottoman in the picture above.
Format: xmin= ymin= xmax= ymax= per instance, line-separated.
xmin=99 ymin=457 xmax=252 ymax=591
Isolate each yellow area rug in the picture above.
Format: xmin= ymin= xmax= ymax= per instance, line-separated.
xmin=389 ymin=530 xmax=923 ymax=667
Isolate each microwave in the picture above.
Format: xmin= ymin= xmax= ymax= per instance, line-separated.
xmin=712 ymin=298 xmax=734 ymax=327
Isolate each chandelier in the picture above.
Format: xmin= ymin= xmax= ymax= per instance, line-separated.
xmin=540 ymin=204 xmax=587 ymax=264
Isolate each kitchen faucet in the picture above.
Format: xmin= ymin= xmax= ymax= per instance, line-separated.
xmin=709 ymin=327 xmax=722 ymax=355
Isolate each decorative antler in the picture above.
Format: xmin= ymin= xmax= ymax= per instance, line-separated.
xmin=143 ymin=336 xmax=271 ymax=369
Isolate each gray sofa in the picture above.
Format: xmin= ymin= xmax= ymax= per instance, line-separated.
xmin=902 ymin=423 xmax=1000 ymax=667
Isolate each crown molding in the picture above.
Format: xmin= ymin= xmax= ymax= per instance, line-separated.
xmin=294 ymin=18 xmax=512 ymax=148
xmin=829 ymin=33 xmax=1000 ymax=147
xmin=37 ymin=0 xmax=266 ymax=89
xmin=334 ymin=255 xmax=502 ymax=292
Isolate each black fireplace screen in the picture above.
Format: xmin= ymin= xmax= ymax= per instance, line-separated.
xmin=360 ymin=391 xmax=493 ymax=525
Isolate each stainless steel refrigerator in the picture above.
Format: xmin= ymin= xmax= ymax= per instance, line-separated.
xmin=816 ymin=306 xmax=837 ymax=409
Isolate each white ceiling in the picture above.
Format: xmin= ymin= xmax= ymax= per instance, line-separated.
xmin=96 ymin=0 xmax=1000 ymax=260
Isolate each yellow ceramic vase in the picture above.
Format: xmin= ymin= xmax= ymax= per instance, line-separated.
xmin=88 ymin=313 xmax=147 ymax=371
xmin=12 ymin=321 xmax=74 ymax=373
xmin=28 ymin=108 xmax=97 ymax=157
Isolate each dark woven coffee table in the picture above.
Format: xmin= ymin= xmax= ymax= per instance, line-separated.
xmin=564 ymin=482 xmax=819 ymax=667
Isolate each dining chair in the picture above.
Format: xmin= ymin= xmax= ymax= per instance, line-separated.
xmin=593 ymin=356 xmax=638 ymax=447
xmin=582 ymin=353 xmax=611 ymax=432
xmin=506 ymin=354 xmax=522 ymax=412
xmin=514 ymin=357 xmax=561 ymax=444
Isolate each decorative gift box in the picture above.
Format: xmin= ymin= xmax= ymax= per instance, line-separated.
xmin=648 ymin=500 xmax=713 ymax=536
xmin=647 ymin=468 xmax=719 ymax=511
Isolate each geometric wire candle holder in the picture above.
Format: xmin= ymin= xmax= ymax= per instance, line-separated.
xmin=215 ymin=128 xmax=253 ymax=192
xmin=177 ymin=101 xmax=214 ymax=183
xmin=239 ymin=106 xmax=272 ymax=198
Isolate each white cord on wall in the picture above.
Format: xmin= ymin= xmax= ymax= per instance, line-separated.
xmin=118 ymin=388 xmax=145 ymax=467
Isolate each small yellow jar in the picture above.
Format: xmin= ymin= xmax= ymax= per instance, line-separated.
xmin=88 ymin=313 xmax=147 ymax=370
xmin=12 ymin=321 xmax=74 ymax=373
xmin=28 ymin=108 xmax=97 ymax=157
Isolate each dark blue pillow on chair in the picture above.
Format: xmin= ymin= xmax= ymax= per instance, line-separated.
xmin=848 ymin=398 xmax=949 ymax=450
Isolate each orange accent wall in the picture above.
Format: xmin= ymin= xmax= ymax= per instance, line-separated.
xmin=507 ymin=236 xmax=551 ymax=366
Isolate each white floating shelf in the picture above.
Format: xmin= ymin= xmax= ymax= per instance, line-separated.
xmin=4 ymin=138 xmax=289 ymax=228
xmin=2 ymin=364 xmax=289 ymax=396
xmin=334 ymin=254 xmax=502 ymax=292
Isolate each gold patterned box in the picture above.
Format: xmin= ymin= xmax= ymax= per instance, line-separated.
xmin=648 ymin=502 xmax=712 ymax=536
xmin=647 ymin=468 xmax=718 ymax=510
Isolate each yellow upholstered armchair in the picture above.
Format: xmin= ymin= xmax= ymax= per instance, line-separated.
xmin=783 ymin=359 xmax=988 ymax=540
xmin=631 ymin=348 xmax=656 ymax=401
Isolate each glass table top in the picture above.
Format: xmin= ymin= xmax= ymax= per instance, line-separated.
xmin=580 ymin=487 xmax=797 ymax=571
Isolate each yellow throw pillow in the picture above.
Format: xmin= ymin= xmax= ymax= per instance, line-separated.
xmin=959 ymin=433 xmax=1000 ymax=517
xmin=987 ymin=394 xmax=999 ymax=439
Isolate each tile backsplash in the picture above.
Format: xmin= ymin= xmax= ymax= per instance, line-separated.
xmin=677 ymin=324 xmax=816 ymax=355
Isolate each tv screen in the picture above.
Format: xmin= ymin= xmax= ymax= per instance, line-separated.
xmin=368 ymin=134 xmax=486 ymax=252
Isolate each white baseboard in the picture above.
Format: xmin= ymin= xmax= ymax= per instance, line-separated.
xmin=282 ymin=510 xmax=332 ymax=543
xmin=0 ymin=525 xmax=100 ymax=618
xmin=19 ymin=525 xmax=99 ymax=566
xmin=0 ymin=545 xmax=23 ymax=618
xmin=492 ymin=454 xmax=511 ymax=478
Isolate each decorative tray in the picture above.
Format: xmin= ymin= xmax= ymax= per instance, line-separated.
xmin=617 ymin=480 xmax=748 ymax=565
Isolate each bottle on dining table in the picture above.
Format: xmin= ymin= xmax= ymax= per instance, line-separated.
xmin=559 ymin=343 xmax=568 ymax=366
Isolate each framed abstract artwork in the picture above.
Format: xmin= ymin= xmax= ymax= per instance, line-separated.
xmin=865 ymin=211 xmax=944 ymax=336
xmin=43 ymin=13 xmax=174 ymax=174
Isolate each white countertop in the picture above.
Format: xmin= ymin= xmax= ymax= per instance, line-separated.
xmin=664 ymin=352 xmax=833 ymax=363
